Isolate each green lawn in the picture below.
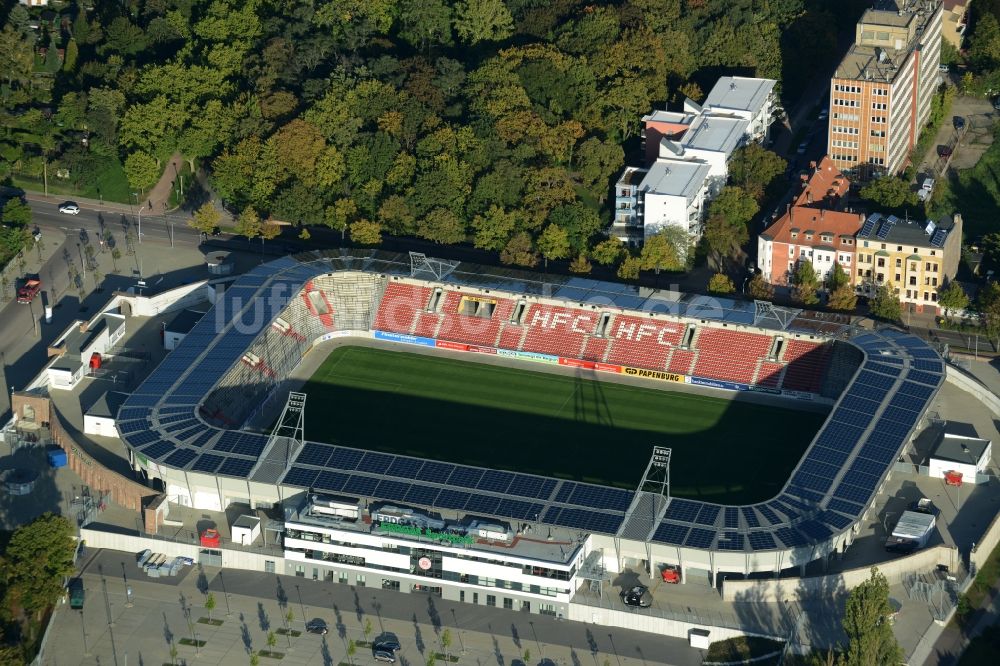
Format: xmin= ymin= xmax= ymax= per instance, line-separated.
xmin=301 ymin=346 xmax=827 ymax=504
xmin=12 ymin=155 xmax=132 ymax=204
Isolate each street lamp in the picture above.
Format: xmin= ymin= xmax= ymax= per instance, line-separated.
xmin=137 ymin=206 xmax=145 ymax=244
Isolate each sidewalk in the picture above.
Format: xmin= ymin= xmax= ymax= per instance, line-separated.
xmin=0 ymin=227 xmax=66 ymax=306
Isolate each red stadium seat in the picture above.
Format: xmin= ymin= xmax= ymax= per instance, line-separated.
xmin=756 ymin=361 xmax=784 ymax=388
xmin=581 ymin=337 xmax=610 ymax=362
xmin=781 ymin=340 xmax=832 ymax=393
xmin=692 ymin=329 xmax=773 ymax=385
xmin=436 ymin=292 xmax=515 ymax=348
xmin=605 ymin=315 xmax=684 ymax=370
xmin=373 ymin=283 xmax=432 ymax=334
xmin=520 ymin=304 xmax=599 ymax=357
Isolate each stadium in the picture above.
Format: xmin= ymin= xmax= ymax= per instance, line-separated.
xmin=114 ymin=248 xmax=944 ymax=619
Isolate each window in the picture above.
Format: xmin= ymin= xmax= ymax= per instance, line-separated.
xmin=789 ymin=246 xmax=794 ymax=255
xmin=858 ymin=269 xmax=863 ymax=277
xmin=265 ymin=561 xmax=275 ymax=573
xmin=871 ymin=116 xmax=886 ymax=123
xmin=895 ymin=273 xmax=901 ymax=282
xmin=872 ymin=102 xmax=887 ymax=110
xmin=870 ymin=129 xmax=886 ymax=137
xmin=932 ymin=277 xmax=938 ymax=286
xmin=357 ymin=574 xmax=366 ymax=587
xmin=924 ymin=292 xmax=930 ymax=301
xmin=486 ymin=595 xmax=496 ymax=607
xmin=932 ymin=292 xmax=938 ymax=302
xmin=906 ymin=289 xmax=912 ymax=298
xmin=539 ymin=603 xmax=557 ymax=617
xmin=460 ymin=591 xmax=465 ymax=603
xmin=895 ymin=258 xmax=901 ymax=267
xmin=877 ymin=258 xmax=885 ymax=267
xmin=910 ymin=263 xmax=917 ymax=271
xmin=503 ymin=598 xmax=514 ymax=610
xmin=295 ymin=565 xmax=305 ymax=578
xmin=909 ymin=276 xmax=916 ymax=286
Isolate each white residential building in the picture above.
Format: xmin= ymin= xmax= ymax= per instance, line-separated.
xmin=613 ymin=76 xmax=777 ymax=246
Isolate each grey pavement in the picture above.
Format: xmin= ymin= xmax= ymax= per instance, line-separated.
xmin=45 ymin=548 xmax=704 ymax=666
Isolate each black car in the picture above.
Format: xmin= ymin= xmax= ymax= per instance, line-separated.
xmin=374 ymin=633 xmax=401 ymax=652
xmin=953 ymin=116 xmax=966 ymax=131
xmin=373 ymin=649 xmax=396 ymax=663
xmin=306 ymin=618 xmax=329 ymax=635
xmin=620 ymin=585 xmax=652 ymax=608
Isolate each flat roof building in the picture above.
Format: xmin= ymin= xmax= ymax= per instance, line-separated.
xmin=827 ymin=0 xmax=943 ymax=178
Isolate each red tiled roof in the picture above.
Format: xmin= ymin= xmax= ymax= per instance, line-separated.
xmin=793 ymin=156 xmax=850 ymax=209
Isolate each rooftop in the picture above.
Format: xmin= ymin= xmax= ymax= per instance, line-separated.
xmin=794 ymin=157 xmax=851 ymax=208
xmin=944 ymin=421 xmax=980 ymax=439
xmin=856 ymin=213 xmax=959 ymax=249
xmin=702 ymin=77 xmax=776 ymax=116
xmin=286 ymin=500 xmax=582 ymax=564
xmin=165 ymin=308 xmax=206 ymax=335
xmin=85 ymin=390 xmax=130 ymax=420
xmin=639 ymin=158 xmax=711 ymax=199
xmin=680 ymin=114 xmax=749 ymax=156
xmin=641 ymin=110 xmax=694 ymax=125
xmin=932 ymin=432 xmax=990 ymax=465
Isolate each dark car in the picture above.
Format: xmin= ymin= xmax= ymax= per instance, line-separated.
xmin=373 ymin=649 xmax=396 ymax=663
xmin=938 ymin=145 xmax=954 ymax=158
xmin=306 ymin=618 xmax=329 ymax=635
xmin=374 ymin=633 xmax=401 ymax=652
xmin=953 ymin=116 xmax=966 ymax=131
xmin=620 ymin=585 xmax=652 ymax=608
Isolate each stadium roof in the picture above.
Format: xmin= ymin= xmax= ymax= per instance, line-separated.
xmin=117 ymin=250 xmax=944 ymax=554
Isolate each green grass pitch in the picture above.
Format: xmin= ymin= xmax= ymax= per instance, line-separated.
xmin=302 ymin=346 xmax=827 ymax=505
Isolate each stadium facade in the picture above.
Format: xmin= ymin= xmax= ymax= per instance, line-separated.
xmin=116 ymin=250 xmax=944 ymax=616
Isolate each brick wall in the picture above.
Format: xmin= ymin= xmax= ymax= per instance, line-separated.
xmin=13 ymin=393 xmax=164 ymax=530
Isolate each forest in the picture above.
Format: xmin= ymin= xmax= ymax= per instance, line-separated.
xmin=0 ymin=0 xmax=867 ymax=272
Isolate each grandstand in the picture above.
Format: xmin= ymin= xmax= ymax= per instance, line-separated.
xmin=116 ymin=249 xmax=944 ymax=576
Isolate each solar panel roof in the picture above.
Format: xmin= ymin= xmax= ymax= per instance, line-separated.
xmin=118 ymin=251 xmax=944 ymax=551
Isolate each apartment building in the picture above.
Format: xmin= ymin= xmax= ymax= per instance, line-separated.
xmin=758 ymin=157 xmax=863 ymax=286
xmin=854 ymin=212 xmax=962 ymax=314
xmin=827 ymin=0 xmax=943 ymax=178
xmin=614 ymin=76 xmax=778 ymax=246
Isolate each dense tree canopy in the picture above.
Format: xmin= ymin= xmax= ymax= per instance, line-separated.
xmin=0 ymin=0 xmax=858 ymax=273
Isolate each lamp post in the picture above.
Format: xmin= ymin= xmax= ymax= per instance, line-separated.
xmin=137 ymin=206 xmax=145 ymax=244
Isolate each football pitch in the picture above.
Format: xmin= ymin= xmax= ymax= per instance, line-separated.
xmin=301 ymin=346 xmax=827 ymax=505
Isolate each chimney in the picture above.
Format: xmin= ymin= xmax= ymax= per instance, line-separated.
xmin=820 ymin=209 xmax=825 ymax=220
xmin=809 ymin=160 xmax=817 ymax=171
xmin=79 ymin=322 xmax=88 ymax=333
xmin=807 ymin=191 xmax=813 ymax=204
xmin=858 ymin=213 xmax=865 ymax=222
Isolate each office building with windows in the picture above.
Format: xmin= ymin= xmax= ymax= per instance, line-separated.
xmin=827 ymin=0 xmax=942 ymax=178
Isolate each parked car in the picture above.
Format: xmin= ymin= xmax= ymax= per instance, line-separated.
xmin=917 ymin=177 xmax=935 ymax=202
xmin=994 ymin=96 xmax=1000 ymax=111
xmin=796 ymin=141 xmax=809 ymax=155
xmin=817 ymin=108 xmax=828 ymax=121
xmin=939 ymin=64 xmax=950 ymax=73
xmin=58 ymin=202 xmax=80 ymax=215
xmin=32 ymin=227 xmax=41 ymax=241
xmin=306 ymin=618 xmax=329 ymax=635
xmin=374 ymin=634 xmax=401 ymax=652
xmin=953 ymin=116 xmax=966 ymax=131
xmin=373 ymin=649 xmax=396 ymax=663
xmin=938 ymin=145 xmax=953 ymax=158
xmin=620 ymin=585 xmax=652 ymax=608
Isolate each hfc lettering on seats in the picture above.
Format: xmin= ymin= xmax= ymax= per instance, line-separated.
xmin=528 ymin=310 xmax=678 ymax=344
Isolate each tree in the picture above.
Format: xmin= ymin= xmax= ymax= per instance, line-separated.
xmin=284 ymin=609 xmax=294 ymax=647
xmin=708 ymin=273 xmax=735 ymax=295
xmin=350 ymin=219 xmax=383 ymax=246
xmin=299 ymin=228 xmax=311 ymax=240
xmin=472 ymin=205 xmax=517 ymax=251
xmin=617 ymin=255 xmax=642 ymax=281
xmin=63 ymin=38 xmax=79 ymax=72
xmin=454 ymin=0 xmax=514 ymax=44
xmin=938 ymin=281 xmax=969 ymax=320
xmin=728 ymin=144 xmax=786 ymax=202
xmin=870 ymin=284 xmax=902 ymax=323
xmin=205 ymin=593 xmax=216 ymax=622
xmin=250 ymin=652 xmax=260 ymax=666
xmin=3 ymin=513 xmax=75 ymax=618
xmin=569 ymin=254 xmax=592 ymax=274
xmin=842 ymin=568 xmax=903 ymax=666
xmin=748 ymin=274 xmax=774 ymax=300
xmin=441 ymin=629 xmax=453 ymax=661
xmin=574 ymin=138 xmax=625 ymax=199
xmin=704 ymin=214 xmax=748 ymax=267
xmin=500 ymin=232 xmax=538 ymax=267
xmin=977 ymin=282 xmax=1000 ymax=347
xmin=2 ymin=198 xmax=32 ymax=227
xmin=859 ymin=177 xmax=917 ymax=209
xmin=709 ymin=186 xmax=759 ymax=226
xmin=969 ymin=13 xmax=1000 ymax=72
xmin=828 ymin=262 xmax=850 ymax=291
xmin=418 ymin=208 xmax=466 ymax=244
xmin=828 ymin=284 xmax=858 ymax=312
xmin=364 ymin=618 xmax=373 ymax=644
xmin=427 ymin=655 xmax=437 ymax=666
xmin=523 ymin=649 xmax=531 ymax=664
xmin=188 ymin=203 xmax=222 ymax=235
xmin=792 ymin=262 xmax=820 ymax=306
xmin=267 ymin=630 xmax=278 ymax=653
xmin=110 ymin=247 xmax=122 ymax=272
xmin=170 ymin=643 xmax=179 ymax=666
xmin=640 ymin=229 xmax=686 ymax=273
xmin=124 ymin=151 xmax=160 ymax=192
xmin=347 ymin=639 xmax=357 ymax=666
xmin=399 ymin=0 xmax=453 ymax=52
xmin=591 ymin=238 xmax=625 ymax=266
xmin=261 ymin=220 xmax=282 ymax=247
xmin=0 ymin=25 xmax=34 ymax=96
xmin=537 ymin=224 xmax=571 ymax=268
